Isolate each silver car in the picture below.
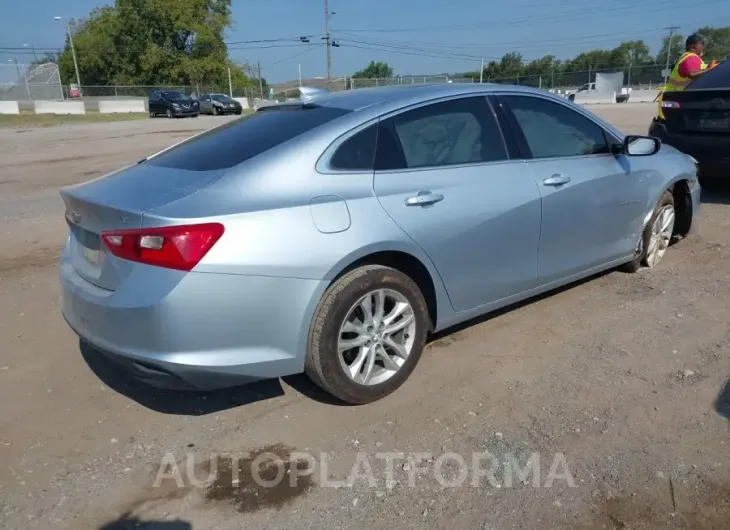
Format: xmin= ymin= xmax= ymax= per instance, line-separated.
xmin=59 ymin=84 xmax=701 ymax=404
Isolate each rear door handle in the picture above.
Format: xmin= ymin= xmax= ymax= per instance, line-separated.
xmin=405 ymin=191 xmax=444 ymax=206
xmin=542 ymin=174 xmax=571 ymax=186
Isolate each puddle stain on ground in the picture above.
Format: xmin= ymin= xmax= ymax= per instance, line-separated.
xmin=202 ymin=443 xmax=315 ymax=513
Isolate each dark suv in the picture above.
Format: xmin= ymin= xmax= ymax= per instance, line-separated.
xmin=649 ymin=60 xmax=730 ymax=178
xmin=148 ymin=90 xmax=199 ymax=118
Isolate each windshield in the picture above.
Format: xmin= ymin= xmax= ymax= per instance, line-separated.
xmin=163 ymin=91 xmax=188 ymax=101
xmin=144 ymin=104 xmax=352 ymax=171
xmin=212 ymin=94 xmax=234 ymax=103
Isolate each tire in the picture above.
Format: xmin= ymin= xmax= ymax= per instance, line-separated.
xmin=620 ymin=190 xmax=675 ymax=273
xmin=212 ymin=106 xmax=219 ymax=116
xmin=149 ymin=111 xmax=155 ymax=118
xmin=166 ymin=108 xmax=173 ymax=119
xmin=305 ymin=265 xmax=430 ymax=404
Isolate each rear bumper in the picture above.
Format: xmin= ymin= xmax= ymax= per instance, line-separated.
xmin=650 ymin=119 xmax=730 ymax=177
xmin=59 ymin=250 xmax=327 ymax=390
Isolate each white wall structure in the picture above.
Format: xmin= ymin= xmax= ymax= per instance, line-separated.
xmin=233 ymin=97 xmax=250 ymax=109
xmin=574 ymin=91 xmax=617 ymax=104
xmin=98 ymin=100 xmax=146 ymax=113
xmin=628 ymin=90 xmax=660 ymax=103
xmin=34 ymin=100 xmax=86 ymax=115
xmin=0 ymin=101 xmax=20 ymax=114
xmin=595 ymin=72 xmax=624 ymax=95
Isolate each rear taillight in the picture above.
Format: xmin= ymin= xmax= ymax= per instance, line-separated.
xmin=661 ymin=100 xmax=680 ymax=109
xmin=101 ymin=223 xmax=224 ymax=271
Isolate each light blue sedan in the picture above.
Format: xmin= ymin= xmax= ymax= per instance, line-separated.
xmin=59 ymin=83 xmax=701 ymax=404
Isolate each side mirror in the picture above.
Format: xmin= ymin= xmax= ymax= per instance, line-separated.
xmin=623 ymin=135 xmax=661 ymax=156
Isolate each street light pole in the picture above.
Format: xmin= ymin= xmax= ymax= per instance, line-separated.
xmin=54 ymin=16 xmax=82 ymax=96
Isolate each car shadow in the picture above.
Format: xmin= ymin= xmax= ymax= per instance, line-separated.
xmin=716 ymin=378 xmax=730 ymax=421
xmin=80 ymin=341 xmax=285 ymax=415
xmin=700 ymin=179 xmax=730 ymax=205
xmin=99 ymin=514 xmax=191 ymax=530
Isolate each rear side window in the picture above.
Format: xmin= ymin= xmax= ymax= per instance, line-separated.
xmin=375 ymin=96 xmax=508 ymax=171
xmin=329 ymin=124 xmax=378 ymax=170
xmin=145 ymin=105 xmax=351 ymax=171
xmin=687 ymin=61 xmax=730 ymax=90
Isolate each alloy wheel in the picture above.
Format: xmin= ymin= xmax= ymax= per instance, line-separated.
xmin=337 ymin=288 xmax=416 ymax=386
xmin=645 ymin=204 xmax=675 ymax=268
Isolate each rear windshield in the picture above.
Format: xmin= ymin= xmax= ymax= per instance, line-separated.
xmin=144 ymin=104 xmax=351 ymax=171
xmin=687 ymin=60 xmax=730 ymax=90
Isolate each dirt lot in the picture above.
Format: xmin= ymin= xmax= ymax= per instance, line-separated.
xmin=0 ymin=104 xmax=728 ymax=530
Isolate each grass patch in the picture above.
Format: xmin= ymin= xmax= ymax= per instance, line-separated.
xmin=0 ymin=111 xmax=149 ymax=128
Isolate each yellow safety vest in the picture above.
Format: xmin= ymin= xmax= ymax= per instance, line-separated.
xmin=657 ymin=52 xmax=707 ymax=119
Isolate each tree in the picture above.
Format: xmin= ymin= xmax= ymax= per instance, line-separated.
xmin=352 ymin=61 xmax=393 ymax=78
xmin=57 ymin=0 xmax=253 ymax=89
xmin=697 ymin=26 xmax=730 ymax=61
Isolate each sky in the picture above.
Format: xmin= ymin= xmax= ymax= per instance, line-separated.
xmin=0 ymin=0 xmax=729 ymax=84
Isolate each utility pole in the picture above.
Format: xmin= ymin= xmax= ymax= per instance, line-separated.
xmin=664 ymin=26 xmax=680 ymax=85
xmin=54 ymin=16 xmax=82 ymax=96
xmin=298 ymin=63 xmax=302 ymax=87
xmin=227 ymin=67 xmax=233 ymax=97
xmin=479 ymin=58 xmax=484 ymax=83
xmin=324 ymin=0 xmax=332 ymax=87
xmin=257 ymin=61 xmax=264 ymax=99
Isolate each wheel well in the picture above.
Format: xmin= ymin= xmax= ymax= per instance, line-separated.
xmin=671 ymin=180 xmax=692 ymax=237
xmin=333 ymin=251 xmax=438 ymax=331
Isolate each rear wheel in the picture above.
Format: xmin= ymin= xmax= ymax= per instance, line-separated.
xmin=621 ymin=190 xmax=675 ymax=272
xmin=305 ymin=265 xmax=429 ymax=404
xmin=212 ymin=106 xmax=219 ymax=116
xmin=149 ymin=110 xmax=155 ymax=118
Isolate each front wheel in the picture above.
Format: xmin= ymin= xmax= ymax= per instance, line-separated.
xmin=305 ymin=265 xmax=430 ymax=404
xmin=621 ymin=190 xmax=675 ymax=272
xmin=166 ymin=108 xmax=173 ymax=119
xmin=212 ymin=106 xmax=219 ymax=116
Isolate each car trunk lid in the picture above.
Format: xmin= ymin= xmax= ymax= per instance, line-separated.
xmin=662 ymin=89 xmax=730 ymax=134
xmin=60 ymin=163 xmax=226 ymax=291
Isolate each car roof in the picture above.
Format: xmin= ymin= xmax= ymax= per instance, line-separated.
xmin=279 ymin=83 xmax=559 ymax=112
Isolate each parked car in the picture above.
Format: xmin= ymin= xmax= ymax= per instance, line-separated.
xmin=198 ymin=93 xmax=244 ymax=115
xmin=148 ymin=90 xmax=199 ymax=118
xmin=649 ymin=60 xmax=729 ymax=178
xmin=59 ymin=84 xmax=700 ymax=404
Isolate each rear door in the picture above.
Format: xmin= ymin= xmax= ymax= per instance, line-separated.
xmin=496 ymin=93 xmax=646 ymax=285
xmin=373 ymin=95 xmax=542 ymax=313
xmin=199 ymin=94 xmax=211 ymax=113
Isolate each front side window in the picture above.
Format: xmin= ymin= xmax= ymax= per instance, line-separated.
xmin=376 ymin=96 xmax=508 ymax=170
xmin=500 ymin=95 xmax=609 ymax=159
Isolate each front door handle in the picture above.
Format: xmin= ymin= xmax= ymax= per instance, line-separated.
xmin=542 ymin=174 xmax=571 ymax=186
xmin=405 ymin=191 xmax=444 ymax=206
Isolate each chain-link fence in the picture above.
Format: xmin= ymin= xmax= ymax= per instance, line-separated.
xmin=0 ymin=64 xmax=672 ymax=105
xmin=0 ymin=62 xmax=63 ymax=101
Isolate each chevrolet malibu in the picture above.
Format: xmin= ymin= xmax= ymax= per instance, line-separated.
xmin=60 ymin=84 xmax=701 ymax=404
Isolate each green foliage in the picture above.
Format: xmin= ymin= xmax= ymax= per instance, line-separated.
xmin=353 ymin=61 xmax=394 ymax=78
xmin=461 ymin=26 xmax=729 ymax=82
xmin=57 ymin=0 xmax=254 ymax=89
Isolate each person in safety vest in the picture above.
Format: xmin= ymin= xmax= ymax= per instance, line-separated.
xmin=656 ymin=34 xmax=709 ymax=119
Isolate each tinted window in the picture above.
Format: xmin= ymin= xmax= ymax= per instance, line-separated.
xmin=330 ymin=124 xmax=378 ymax=170
xmin=687 ymin=61 xmax=730 ymax=90
xmin=502 ymin=95 xmax=609 ymax=158
xmin=377 ymin=97 xmax=507 ymax=170
xmin=213 ymin=94 xmax=234 ymax=103
xmin=201 ymin=95 xmax=210 ymax=102
xmin=145 ymin=104 xmax=351 ymax=171
xmin=149 ymin=92 xmax=159 ymax=101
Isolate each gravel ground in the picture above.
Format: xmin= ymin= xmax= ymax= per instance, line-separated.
xmin=0 ymin=103 xmax=728 ymax=530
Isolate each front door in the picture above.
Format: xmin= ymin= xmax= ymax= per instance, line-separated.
xmin=373 ymin=96 xmax=542 ymax=313
xmin=497 ymin=94 xmax=646 ymax=285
